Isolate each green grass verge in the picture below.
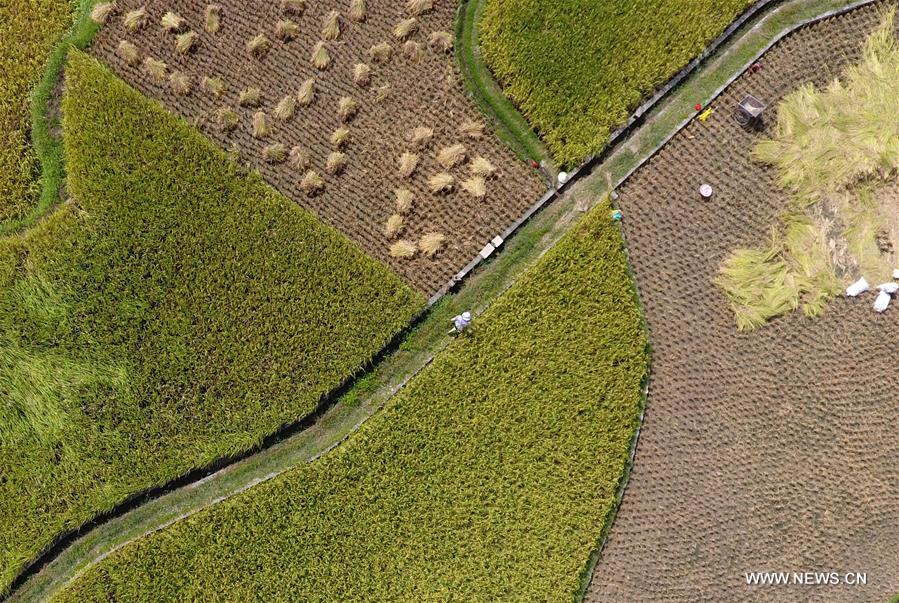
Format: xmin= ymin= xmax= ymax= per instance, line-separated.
xmin=9 ymin=0 xmax=105 ymax=236
xmin=0 ymin=51 xmax=423 ymax=594
xmin=455 ymin=0 xmax=554 ymax=171
xmin=480 ymin=0 xmax=754 ymax=166
xmin=0 ymin=0 xmax=79 ymax=226
xmin=52 ymin=200 xmax=649 ymax=602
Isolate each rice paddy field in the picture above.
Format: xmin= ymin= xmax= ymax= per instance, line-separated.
xmin=0 ymin=0 xmax=77 ymax=223
xmin=5 ymin=0 xmax=897 ymax=601
xmin=0 ymin=49 xmax=421 ymax=594
xmin=480 ymin=0 xmax=754 ymax=166
xmin=89 ymin=0 xmax=544 ymax=295
xmin=50 ymin=199 xmax=649 ymax=602
xmin=587 ymin=5 xmax=899 ymax=600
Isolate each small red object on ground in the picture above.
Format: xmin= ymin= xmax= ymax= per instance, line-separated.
xmin=695 ymin=103 xmax=703 ymax=111
xmin=530 ymin=159 xmax=539 ymax=169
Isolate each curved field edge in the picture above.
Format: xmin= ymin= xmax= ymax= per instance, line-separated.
xmin=5 ymin=1 xmax=872 ymax=600
xmin=454 ymin=0 xmax=554 ymax=173
xmin=593 ymin=0 xmax=896 ymax=600
xmin=0 ymin=0 xmax=103 ymax=236
xmin=51 ymin=199 xmax=649 ymax=602
xmin=7 ymin=0 xmax=880 ymax=600
xmin=0 ymin=50 xmax=423 ymax=596
xmin=479 ymin=0 xmax=758 ymax=167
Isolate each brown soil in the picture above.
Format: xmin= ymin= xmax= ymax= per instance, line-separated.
xmin=588 ymin=4 xmax=899 ymax=602
xmin=89 ymin=0 xmax=543 ymax=296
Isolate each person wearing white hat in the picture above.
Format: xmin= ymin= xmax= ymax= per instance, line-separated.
xmin=450 ymin=311 xmax=472 ymax=335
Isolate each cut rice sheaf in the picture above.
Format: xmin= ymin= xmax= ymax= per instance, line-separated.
xmin=395 ymin=188 xmax=414 ymax=213
xmin=205 ymin=5 xmax=221 ymax=33
xmin=389 ymin=240 xmax=417 ymax=259
xmin=385 ymin=214 xmax=404 ymax=238
xmin=406 ymin=0 xmax=433 ymax=17
xmin=462 ymin=176 xmax=487 ymax=198
xmin=300 ymin=170 xmax=324 ymax=195
xmin=252 ymin=112 xmax=271 ymax=139
xmin=409 ymin=126 xmax=433 ymax=148
xmin=470 ymin=156 xmax=496 ymax=177
xmin=312 ymin=42 xmax=331 ymax=70
xmin=274 ymin=95 xmax=297 ymax=120
xmin=161 ymin=11 xmax=187 ymax=33
xmin=419 ymin=232 xmax=445 ymax=257
xmin=353 ymin=63 xmax=371 ymax=87
xmin=169 ymin=71 xmax=192 ymax=95
xmin=91 ymin=2 xmax=116 ymax=24
xmin=289 ymin=146 xmax=311 ymax=170
xmin=116 ymin=40 xmax=140 ymax=66
xmin=437 ymin=144 xmax=467 ymax=168
xmin=428 ymin=31 xmax=453 ymax=53
xmin=263 ymin=143 xmax=288 ymax=163
xmin=398 ymin=152 xmax=419 ymax=179
xmin=393 ymin=18 xmax=417 ymax=40
xmin=248 ymin=34 xmax=272 ymax=58
xmin=202 ymin=76 xmax=225 ymax=97
xmin=216 ymin=106 xmax=239 ymax=131
xmin=281 ymin=0 xmax=305 ymax=15
xmin=369 ymin=42 xmax=392 ymax=63
xmin=123 ymin=7 xmax=147 ymax=31
xmin=239 ymin=87 xmax=262 ymax=107
xmin=428 ymin=173 xmax=454 ymax=193
xmin=326 ymin=152 xmax=348 ymax=175
xmin=175 ymin=31 xmax=199 ymax=54
xmin=322 ymin=11 xmax=341 ymax=41
xmin=338 ymin=96 xmax=358 ymax=122
xmin=275 ymin=19 xmax=299 ymax=41
xmin=143 ymin=57 xmax=167 ymax=84
xmin=348 ymin=0 xmax=366 ymax=22
xmin=331 ymin=127 xmax=351 ymax=148
xmin=297 ymin=78 xmax=315 ymax=106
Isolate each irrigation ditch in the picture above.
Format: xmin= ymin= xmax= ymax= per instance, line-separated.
xmin=3 ymin=0 xmax=882 ymax=600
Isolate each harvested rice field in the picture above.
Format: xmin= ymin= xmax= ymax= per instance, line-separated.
xmin=588 ymin=4 xmax=899 ymax=601
xmin=89 ymin=0 xmax=543 ymax=296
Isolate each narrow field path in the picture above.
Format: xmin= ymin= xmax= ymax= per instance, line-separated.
xmin=5 ymin=0 xmax=876 ymax=600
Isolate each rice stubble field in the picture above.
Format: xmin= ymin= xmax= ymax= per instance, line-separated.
xmin=587 ymin=4 xmax=899 ymax=601
xmin=90 ymin=0 xmax=544 ymax=295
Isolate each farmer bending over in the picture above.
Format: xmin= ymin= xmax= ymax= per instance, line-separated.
xmin=450 ymin=311 xmax=472 ymax=335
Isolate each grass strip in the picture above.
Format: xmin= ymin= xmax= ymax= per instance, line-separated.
xmin=0 ymin=0 xmax=80 ymax=227
xmin=455 ymin=0 xmax=554 ymax=172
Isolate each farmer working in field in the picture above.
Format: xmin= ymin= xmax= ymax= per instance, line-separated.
xmin=450 ymin=311 xmax=472 ymax=335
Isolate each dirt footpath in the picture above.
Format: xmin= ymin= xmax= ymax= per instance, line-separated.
xmin=588 ymin=4 xmax=899 ymax=602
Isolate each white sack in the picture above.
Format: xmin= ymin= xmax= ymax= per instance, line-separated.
xmin=873 ymin=290 xmax=891 ymax=313
xmin=846 ymin=277 xmax=869 ymax=297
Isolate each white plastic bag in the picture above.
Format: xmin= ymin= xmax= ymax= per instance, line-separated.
xmin=877 ymin=282 xmax=899 ymax=294
xmin=846 ymin=277 xmax=869 ymax=297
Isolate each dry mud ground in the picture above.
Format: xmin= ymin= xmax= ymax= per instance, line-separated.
xmin=90 ymin=0 xmax=542 ymax=296
xmin=588 ymin=3 xmax=899 ymax=602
